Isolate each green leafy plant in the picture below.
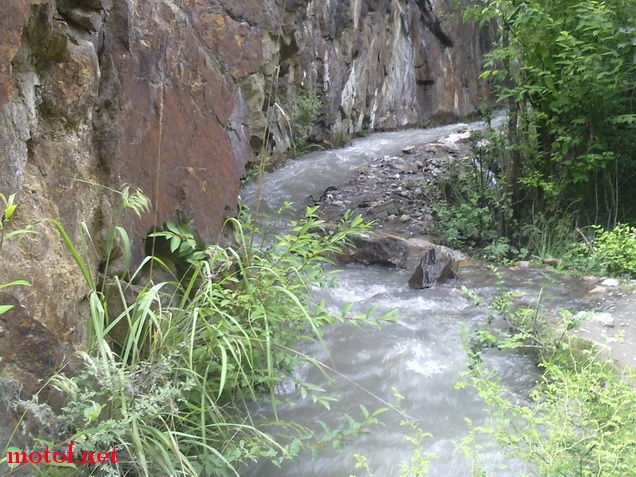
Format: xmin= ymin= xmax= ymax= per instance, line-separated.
xmin=348 ymin=389 xmax=435 ymax=477
xmin=15 ymin=193 xmax=392 ymax=476
xmin=589 ymin=223 xmax=636 ymax=277
xmin=148 ymin=221 xmax=203 ymax=261
xmin=462 ymin=355 xmax=636 ymax=477
xmin=0 ymin=193 xmax=35 ymax=315
xmin=280 ymin=89 xmax=325 ymax=156
xmin=460 ymin=282 xmax=636 ymax=476
xmin=466 ymin=0 xmax=636 ymax=226
xmin=554 ymin=223 xmax=636 ymax=277
xmin=430 ymin=138 xmax=516 ymax=260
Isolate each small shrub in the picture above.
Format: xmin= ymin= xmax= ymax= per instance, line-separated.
xmin=461 ymin=285 xmax=636 ymax=476
xmin=463 ymin=357 xmax=636 ymax=477
xmin=430 ymin=135 xmax=515 ymax=260
xmin=288 ymin=89 xmax=324 ymax=155
xmin=0 ymin=192 xmax=36 ymax=315
xmin=590 ymin=223 xmax=636 ymax=277
xmin=519 ymin=212 xmax=579 ymax=260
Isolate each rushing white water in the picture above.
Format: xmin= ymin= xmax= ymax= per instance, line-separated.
xmin=242 ymin=119 xmax=587 ymax=477
xmin=242 ymin=117 xmax=505 ymax=215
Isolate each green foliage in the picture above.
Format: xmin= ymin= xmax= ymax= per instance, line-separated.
xmin=464 ymin=356 xmax=636 ymax=477
xmin=461 ymin=287 xmax=636 ymax=476
xmin=0 ymin=193 xmax=35 ymax=315
xmin=465 ymin=0 xmax=636 ymax=242
xmin=34 ymin=195 xmax=390 ymax=476
xmin=0 ymin=192 xmax=37 ymax=249
xmin=518 ymin=212 xmax=579 ymax=260
xmin=430 ymin=136 xmax=522 ymax=261
xmin=148 ymin=221 xmax=203 ymax=261
xmin=589 ymin=223 xmax=636 ymax=277
xmin=546 ymin=222 xmax=636 ymax=277
xmin=0 ymin=192 xmax=17 ymax=227
xmin=348 ymin=390 xmax=435 ymax=477
xmin=288 ymin=89 xmax=324 ymax=155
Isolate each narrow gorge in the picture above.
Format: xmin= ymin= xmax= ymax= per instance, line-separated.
xmin=3 ymin=0 xmax=633 ymax=475
xmin=0 ymin=0 xmax=491 ymax=409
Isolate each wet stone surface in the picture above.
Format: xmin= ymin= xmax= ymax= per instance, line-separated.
xmin=313 ymin=133 xmax=473 ymax=238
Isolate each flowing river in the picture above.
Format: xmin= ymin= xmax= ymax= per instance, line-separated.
xmin=241 ymin=120 xmax=592 ymax=476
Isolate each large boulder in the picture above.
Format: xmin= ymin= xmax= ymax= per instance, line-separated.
xmin=346 ymin=232 xmax=409 ymax=268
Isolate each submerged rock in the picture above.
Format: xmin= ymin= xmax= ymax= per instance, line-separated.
xmin=542 ymin=258 xmax=562 ymax=267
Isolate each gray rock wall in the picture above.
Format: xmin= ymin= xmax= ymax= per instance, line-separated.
xmin=246 ymin=0 xmax=493 ymax=151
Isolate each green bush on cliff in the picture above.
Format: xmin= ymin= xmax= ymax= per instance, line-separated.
xmin=288 ymin=89 xmax=324 ymax=155
xmin=26 ymin=193 xmax=388 ymax=476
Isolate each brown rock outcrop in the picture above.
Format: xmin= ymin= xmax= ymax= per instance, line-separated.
xmin=0 ymin=0 xmax=256 ymax=422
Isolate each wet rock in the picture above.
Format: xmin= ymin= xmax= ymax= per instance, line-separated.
xmin=513 ymin=260 xmax=531 ymax=270
xmin=416 ymin=142 xmax=458 ymax=155
xmin=346 ymin=233 xmax=408 ymax=268
xmin=582 ymin=275 xmax=601 ymax=285
xmin=593 ymin=313 xmax=615 ymax=328
xmin=402 ymin=146 xmax=415 ymax=154
xmin=406 ymin=237 xmax=466 ymax=262
xmin=444 ymin=130 xmax=471 ymax=144
xmin=542 ymin=258 xmax=562 ymax=267
xmin=368 ymin=199 xmax=400 ymax=218
xmin=577 ymin=311 xmax=615 ymax=328
xmin=408 ymin=247 xmax=457 ymax=289
xmin=601 ymin=278 xmax=620 ymax=288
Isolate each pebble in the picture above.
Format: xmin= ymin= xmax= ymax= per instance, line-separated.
xmin=402 ymin=146 xmax=415 ymax=154
xmin=601 ymin=278 xmax=619 ymax=288
xmin=593 ymin=312 xmax=615 ymax=328
xmin=400 ymin=214 xmax=411 ymax=223
xmin=588 ymin=286 xmax=608 ymax=295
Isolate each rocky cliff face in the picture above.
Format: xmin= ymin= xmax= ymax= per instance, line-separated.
xmin=249 ymin=0 xmax=492 ymax=152
xmin=0 ymin=0 xmax=490 ymax=414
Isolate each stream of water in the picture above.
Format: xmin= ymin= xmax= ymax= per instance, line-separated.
xmin=242 ymin=120 xmax=590 ymax=476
